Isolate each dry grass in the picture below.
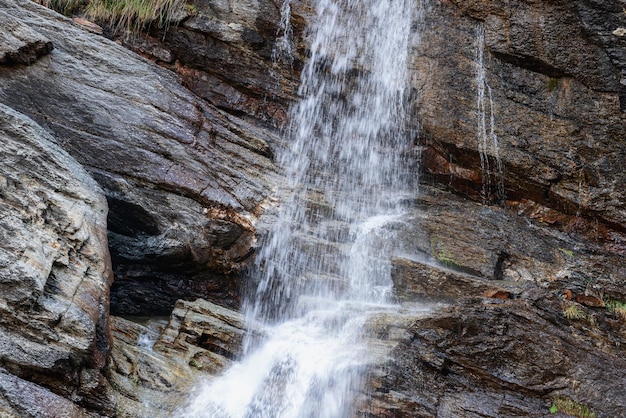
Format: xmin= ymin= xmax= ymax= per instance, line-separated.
xmin=33 ymin=0 xmax=87 ymax=15
xmin=605 ymin=299 xmax=626 ymax=320
xmin=86 ymin=0 xmax=186 ymax=33
xmin=563 ymin=304 xmax=585 ymax=321
xmin=34 ymin=0 xmax=186 ymax=33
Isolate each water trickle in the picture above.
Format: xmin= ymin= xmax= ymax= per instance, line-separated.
xmin=475 ymin=24 xmax=505 ymax=204
xmin=272 ymin=0 xmax=294 ymax=66
xmin=179 ymin=0 xmax=422 ymax=415
xmin=270 ymin=0 xmax=295 ymax=98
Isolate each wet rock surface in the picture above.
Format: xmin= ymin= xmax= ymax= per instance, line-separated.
xmin=0 ymin=0 xmax=279 ymax=316
xmin=414 ymin=0 xmax=626 ymax=242
xmin=0 ymin=368 xmax=99 ymax=418
xmin=360 ymin=185 xmax=626 ymax=417
xmin=360 ymin=290 xmax=626 ymax=418
xmin=0 ymin=0 xmax=625 ymax=416
xmin=123 ymin=0 xmax=312 ymax=128
xmin=108 ymin=300 xmax=249 ymax=417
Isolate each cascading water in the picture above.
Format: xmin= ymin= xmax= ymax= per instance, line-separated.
xmin=179 ymin=0 xmax=421 ymax=416
xmin=476 ymin=24 xmax=505 ymax=204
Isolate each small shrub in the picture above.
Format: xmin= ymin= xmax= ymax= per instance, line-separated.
xmin=548 ymin=78 xmax=559 ymax=91
xmin=436 ymin=249 xmax=458 ymax=268
xmin=549 ymin=397 xmax=596 ymax=418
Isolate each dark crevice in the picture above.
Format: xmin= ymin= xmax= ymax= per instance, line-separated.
xmin=197 ymin=333 xmax=237 ymax=360
xmin=491 ymin=51 xmax=568 ymax=79
xmin=493 ymin=252 xmax=509 ymax=281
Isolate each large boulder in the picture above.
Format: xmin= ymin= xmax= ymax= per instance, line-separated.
xmin=0 ymin=0 xmax=279 ymax=315
xmin=0 ymin=103 xmax=113 ymax=414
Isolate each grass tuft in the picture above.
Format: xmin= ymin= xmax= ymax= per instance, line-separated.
xmin=604 ymin=298 xmax=626 ymax=320
xmin=35 ymin=0 xmax=186 ymax=34
xmin=549 ymin=397 xmax=596 ymax=418
xmin=563 ymin=304 xmax=585 ymax=320
xmin=34 ymin=0 xmax=87 ymax=15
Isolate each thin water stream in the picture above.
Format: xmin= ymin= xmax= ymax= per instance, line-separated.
xmin=179 ymin=0 xmax=422 ymax=416
xmin=476 ymin=24 xmax=505 ymax=204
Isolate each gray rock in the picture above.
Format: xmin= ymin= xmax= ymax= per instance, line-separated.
xmin=0 ymin=9 xmax=52 ymax=64
xmin=154 ymin=298 xmax=252 ymax=374
xmin=0 ymin=368 xmax=98 ymax=418
xmin=414 ymin=0 xmax=626 ymax=239
xmin=108 ymin=299 xmax=254 ymax=417
xmin=359 ymin=291 xmax=626 ymax=417
xmin=0 ymin=103 xmax=113 ymax=412
xmin=107 ymin=316 xmax=199 ymax=418
xmin=391 ymin=257 xmax=526 ymax=303
xmin=0 ymin=0 xmax=279 ymax=315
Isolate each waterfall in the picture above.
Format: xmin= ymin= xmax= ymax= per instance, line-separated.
xmin=179 ymin=0 xmax=419 ymax=416
xmin=475 ymin=24 xmax=505 ymax=204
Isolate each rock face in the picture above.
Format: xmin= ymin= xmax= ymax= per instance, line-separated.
xmin=0 ymin=103 xmax=113 ymax=414
xmin=1 ymin=0 xmax=625 ymax=416
xmin=0 ymin=0 xmax=278 ymax=316
xmin=361 ymin=287 xmax=626 ymax=417
xmin=122 ymin=0 xmax=312 ymax=128
xmin=414 ymin=0 xmax=626 ymax=248
xmin=108 ymin=300 xmax=249 ymax=417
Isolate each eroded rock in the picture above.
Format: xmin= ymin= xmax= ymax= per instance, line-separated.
xmin=154 ymin=298 xmax=251 ymax=374
xmin=0 ymin=0 xmax=279 ymax=315
xmin=0 ymin=368 xmax=98 ymax=418
xmin=0 ymin=103 xmax=113 ymax=413
xmin=360 ymin=291 xmax=626 ymax=418
xmin=0 ymin=9 xmax=53 ymax=65
xmin=413 ymin=0 xmax=626 ymax=240
xmin=108 ymin=299 xmax=252 ymax=417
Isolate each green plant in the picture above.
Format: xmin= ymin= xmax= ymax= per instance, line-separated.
xmin=548 ymin=78 xmax=559 ymax=91
xmin=185 ymin=3 xmax=198 ymax=15
xmin=549 ymin=397 xmax=596 ymax=418
xmin=436 ymin=249 xmax=459 ymax=268
xmin=36 ymin=0 xmax=187 ymax=34
xmin=604 ymin=298 xmax=626 ymax=320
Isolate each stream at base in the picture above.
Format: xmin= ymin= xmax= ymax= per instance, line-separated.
xmin=178 ymin=0 xmax=425 ymax=416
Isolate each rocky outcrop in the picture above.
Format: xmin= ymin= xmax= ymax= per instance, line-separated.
xmin=108 ymin=300 xmax=249 ymax=417
xmin=0 ymin=0 xmax=279 ymax=315
xmin=414 ymin=0 xmax=626 ymax=252
xmin=121 ymin=0 xmax=312 ymax=128
xmin=361 ymin=288 xmax=626 ymax=418
xmin=1 ymin=0 xmax=625 ymax=416
xmin=0 ymin=9 xmax=53 ymax=64
xmin=0 ymin=368 xmax=99 ymax=418
xmin=0 ymin=103 xmax=113 ymax=414
xmin=361 ymin=183 xmax=626 ymax=417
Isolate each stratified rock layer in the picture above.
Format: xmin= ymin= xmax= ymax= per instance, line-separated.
xmin=0 ymin=0 xmax=279 ymax=315
xmin=415 ymin=0 xmax=626 ymax=245
xmin=108 ymin=300 xmax=250 ymax=417
xmin=0 ymin=103 xmax=113 ymax=414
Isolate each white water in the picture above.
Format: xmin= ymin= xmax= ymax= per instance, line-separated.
xmin=180 ymin=0 xmax=421 ymax=416
xmin=476 ymin=24 xmax=505 ymax=204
